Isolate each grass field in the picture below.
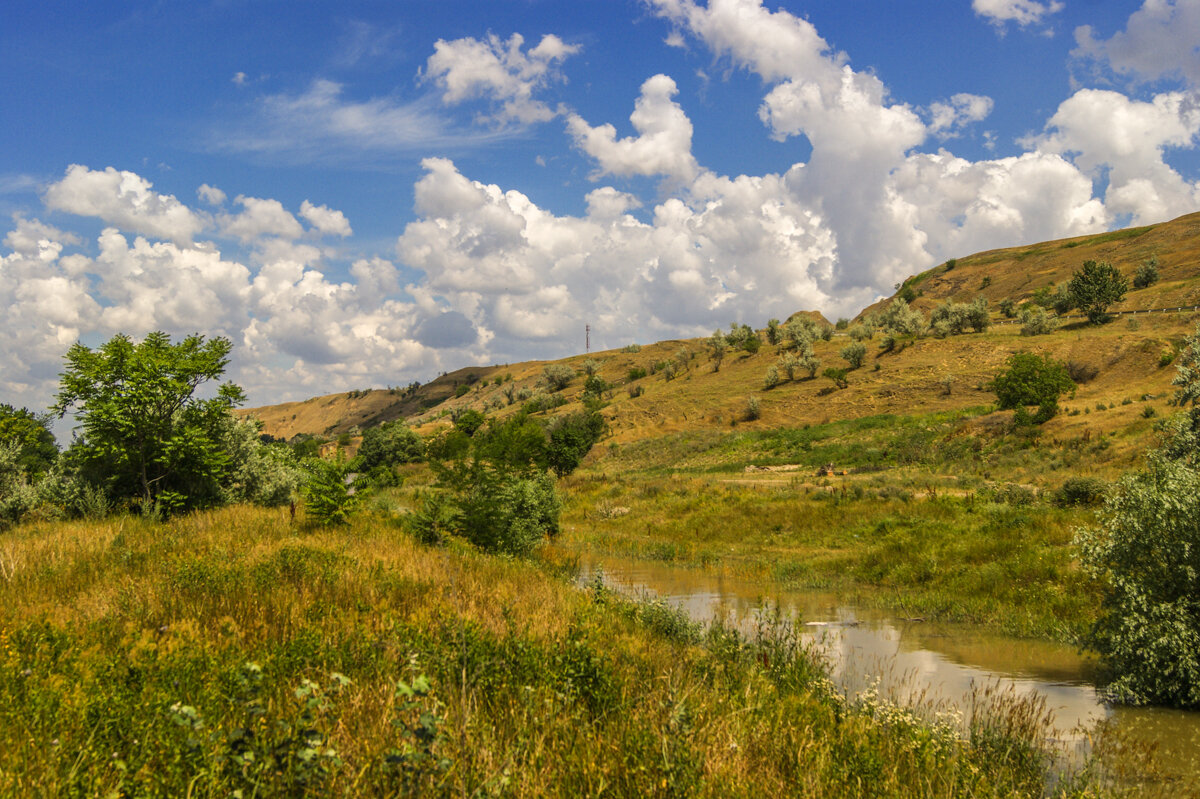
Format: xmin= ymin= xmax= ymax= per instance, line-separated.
xmin=0 ymin=505 xmax=1109 ymax=797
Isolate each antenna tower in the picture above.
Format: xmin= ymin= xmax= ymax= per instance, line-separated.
xmin=586 ymin=324 xmax=591 ymax=353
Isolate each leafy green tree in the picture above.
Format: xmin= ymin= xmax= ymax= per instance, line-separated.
xmin=0 ymin=404 xmax=58 ymax=478
xmin=543 ymin=364 xmax=575 ymax=392
xmin=989 ymin=352 xmax=1074 ymax=423
xmin=1133 ymin=256 xmax=1160 ymax=289
xmin=546 ymin=409 xmax=607 ymax=477
xmin=1076 ymin=327 xmax=1200 ymax=706
xmin=823 ymin=367 xmax=848 ymax=389
xmin=452 ymin=409 xmax=487 ymax=436
xmin=301 ymin=453 xmax=360 ymax=526
xmin=53 ymin=332 xmax=246 ymax=514
xmin=357 ymin=420 xmax=424 ymax=472
xmin=765 ymin=318 xmax=781 ymax=345
xmin=840 ymin=340 xmax=866 ymax=369
xmin=707 ymin=329 xmax=727 ymax=371
xmin=1068 ymin=260 xmax=1129 ymax=323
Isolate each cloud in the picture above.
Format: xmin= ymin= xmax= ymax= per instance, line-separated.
xmin=214 ymin=80 xmax=507 ymax=164
xmin=414 ymin=310 xmax=478 ymax=348
xmin=972 ymin=0 xmax=1064 ymax=30
xmin=1028 ymin=88 xmax=1200 ymax=224
xmin=566 ymin=74 xmax=701 ymax=183
xmin=220 ymin=195 xmax=304 ymax=242
xmin=300 ymin=200 xmax=352 ymax=237
xmin=43 ymin=165 xmax=205 ymax=245
xmin=1073 ymin=0 xmax=1200 ymax=87
xmin=928 ymin=93 xmax=995 ymax=137
xmin=424 ymin=33 xmax=579 ymax=126
xmin=197 ymin=184 xmax=226 ymax=206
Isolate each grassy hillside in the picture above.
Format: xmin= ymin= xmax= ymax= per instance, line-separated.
xmin=243 ymin=212 xmax=1200 ymax=475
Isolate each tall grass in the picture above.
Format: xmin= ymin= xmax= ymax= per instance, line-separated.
xmin=0 ymin=506 xmax=1099 ymax=796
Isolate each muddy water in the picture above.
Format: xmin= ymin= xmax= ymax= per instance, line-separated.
xmin=579 ymin=553 xmax=1200 ymax=784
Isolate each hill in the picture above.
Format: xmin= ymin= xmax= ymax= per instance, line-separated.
xmin=242 ymin=211 xmax=1200 ymax=470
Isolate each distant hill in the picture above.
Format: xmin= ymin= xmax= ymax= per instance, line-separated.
xmin=242 ymin=211 xmax=1200 ymax=468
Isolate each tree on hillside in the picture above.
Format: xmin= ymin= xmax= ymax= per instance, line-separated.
xmin=1076 ymin=324 xmax=1200 ymax=707
xmin=1068 ymin=260 xmax=1128 ymax=324
xmin=53 ymin=331 xmax=246 ymax=514
xmin=989 ymin=352 xmax=1074 ymax=424
xmin=707 ymin=329 xmax=727 ymax=371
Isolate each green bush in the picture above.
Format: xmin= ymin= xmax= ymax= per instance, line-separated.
xmin=1054 ymin=477 xmax=1107 ymax=507
xmin=1068 ymin=260 xmax=1128 ymax=324
xmin=543 ymin=364 xmax=575 ymax=392
xmin=301 ymin=455 xmax=360 ymax=526
xmin=840 ymin=340 xmax=867 ymax=369
xmin=453 ymin=468 xmax=560 ymax=556
xmin=989 ymin=352 xmax=1074 ymax=422
xmin=1077 ymin=324 xmax=1200 ymax=706
xmin=1133 ymin=257 xmax=1160 ymax=289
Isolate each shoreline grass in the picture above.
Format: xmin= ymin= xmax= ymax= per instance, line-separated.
xmin=0 ymin=506 xmax=1104 ymax=796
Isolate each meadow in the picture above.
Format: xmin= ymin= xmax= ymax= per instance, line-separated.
xmin=0 ymin=505 xmax=1106 ymax=797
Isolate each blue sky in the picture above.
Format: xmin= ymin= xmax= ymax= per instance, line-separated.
xmin=2 ymin=0 xmax=1198 ymax=411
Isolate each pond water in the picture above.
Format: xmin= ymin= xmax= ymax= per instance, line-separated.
xmin=577 ymin=553 xmax=1200 ymax=788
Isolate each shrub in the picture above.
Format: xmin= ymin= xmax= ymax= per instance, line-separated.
xmin=453 ymin=469 xmax=561 ymax=556
xmin=1065 ymin=361 xmax=1099 ymax=384
xmin=765 ymin=318 xmax=781 ymax=345
xmin=1054 ymin=477 xmax=1107 ymax=507
xmin=763 ymin=365 xmax=780 ymax=389
xmin=627 ymin=384 xmax=644 ymax=398
xmin=999 ymin=298 xmax=1017 ymax=318
xmin=848 ymin=324 xmax=874 ymax=341
xmin=989 ymin=352 xmax=1075 ymax=423
xmin=1068 ymin=260 xmax=1128 ymax=324
xmin=582 ymin=359 xmax=601 ymax=377
xmin=823 ymin=367 xmax=848 ymax=389
xmin=1133 ymin=257 xmax=1160 ymax=289
xmin=840 ymin=340 xmax=867 ymax=369
xmin=454 ymin=384 xmax=470 ymax=398
xmin=543 ymin=364 xmax=575 ymax=392
xmin=878 ymin=298 xmax=927 ymax=337
xmin=301 ymin=455 xmax=360 ymax=526
xmin=745 ymin=396 xmax=761 ymax=421
xmin=1076 ymin=325 xmax=1200 ymax=706
xmin=627 ymin=366 xmax=647 ymax=381
xmin=620 ymin=343 xmax=642 ymax=353
xmin=1019 ymin=306 xmax=1059 ymax=336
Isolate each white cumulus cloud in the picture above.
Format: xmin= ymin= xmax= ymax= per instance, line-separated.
xmin=1074 ymin=0 xmax=1200 ymax=87
xmin=43 ymin=165 xmax=205 ymax=245
xmin=566 ymin=74 xmax=701 ymax=183
xmin=973 ymin=0 xmax=1064 ymax=30
xmin=424 ymin=32 xmax=579 ymax=125
xmin=300 ymin=200 xmax=353 ymax=237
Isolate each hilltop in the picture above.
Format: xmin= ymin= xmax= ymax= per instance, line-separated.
xmin=243 ymin=211 xmax=1200 ymax=471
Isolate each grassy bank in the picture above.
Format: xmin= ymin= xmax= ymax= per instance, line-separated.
xmin=0 ymin=506 xmax=1101 ymax=796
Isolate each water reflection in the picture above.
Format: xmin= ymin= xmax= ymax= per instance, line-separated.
xmin=578 ymin=553 xmax=1200 ymax=786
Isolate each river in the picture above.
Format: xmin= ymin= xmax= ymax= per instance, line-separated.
xmin=577 ymin=552 xmax=1200 ymax=792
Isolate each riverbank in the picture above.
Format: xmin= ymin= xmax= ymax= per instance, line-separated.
xmin=0 ymin=506 xmax=1100 ymax=796
xmin=559 ymin=467 xmax=1102 ymax=641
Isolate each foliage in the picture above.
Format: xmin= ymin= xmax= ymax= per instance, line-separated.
xmin=1053 ymin=477 xmax=1107 ymax=507
xmin=848 ymin=323 xmax=874 ymax=341
xmin=582 ymin=358 xmax=601 ymax=377
xmin=301 ymin=454 xmax=360 ymax=526
xmin=725 ymin=322 xmax=760 ymax=353
xmin=452 ymin=409 xmax=486 ymax=436
xmin=627 ymin=366 xmax=647 ymax=381
xmin=707 ymin=329 xmax=727 ymax=371
xmin=1067 ymin=260 xmax=1128 ymax=324
xmin=219 ymin=417 xmax=303 ymax=507
xmin=1019 ymin=305 xmax=1059 ymax=336
xmin=989 ymin=352 xmax=1074 ymax=423
xmin=356 ymin=420 xmax=424 ymax=473
xmin=0 ymin=404 xmax=58 ymax=478
xmin=763 ymin=365 xmax=780 ymax=389
xmin=999 ymin=298 xmax=1016 ymax=318
xmin=840 ymin=340 xmax=867 ymax=369
xmin=543 ymin=364 xmax=575 ymax=392
xmin=823 ymin=367 xmax=848 ymax=389
xmin=435 ymin=461 xmax=560 ymax=555
xmin=52 ymin=332 xmax=246 ymax=514
xmin=765 ymin=318 xmax=781 ymax=344
xmin=1133 ymin=256 xmax=1160 ymax=289
xmin=1076 ymin=326 xmax=1200 ymax=707
xmin=546 ymin=409 xmax=607 ymax=477
xmin=878 ymin=298 xmax=927 ymax=337
xmin=745 ymin=396 xmax=761 ymax=421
